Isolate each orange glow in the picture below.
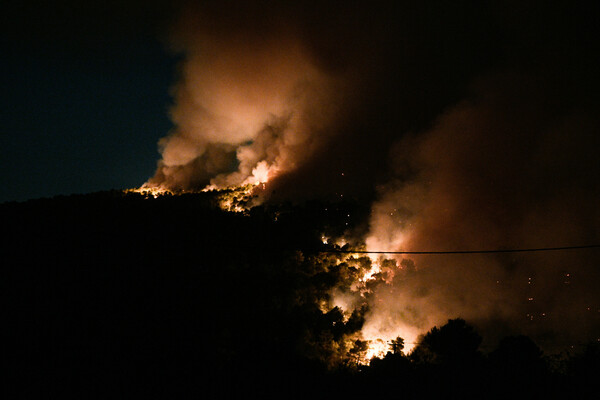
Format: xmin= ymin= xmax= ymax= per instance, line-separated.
xmin=361 ymin=321 xmax=419 ymax=361
xmin=244 ymin=160 xmax=273 ymax=186
xmin=211 ymin=183 xmax=262 ymax=212
xmin=360 ymin=262 xmax=381 ymax=283
xmin=364 ymin=339 xmax=389 ymax=361
xmin=126 ymin=186 xmax=172 ymax=198
xmin=319 ymin=250 xmax=419 ymax=365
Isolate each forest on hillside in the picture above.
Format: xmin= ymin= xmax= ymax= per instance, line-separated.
xmin=3 ymin=191 xmax=599 ymax=398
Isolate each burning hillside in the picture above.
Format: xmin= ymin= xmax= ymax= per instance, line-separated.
xmin=133 ymin=1 xmax=600 ymax=365
xmin=123 ymin=183 xmax=600 ymax=364
xmin=3 ymin=189 xmax=600 ymax=397
xmin=5 ymin=1 xmax=600 ymax=397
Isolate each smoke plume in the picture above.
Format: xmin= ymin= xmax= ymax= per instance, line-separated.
xmin=145 ymin=1 xmax=504 ymax=199
xmin=144 ymin=1 xmax=600 ymax=350
xmin=145 ymin=2 xmax=351 ymax=192
xmin=363 ymin=70 xmax=600 ymax=349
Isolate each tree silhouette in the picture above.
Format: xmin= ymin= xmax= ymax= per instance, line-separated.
xmin=489 ymin=335 xmax=545 ymax=373
xmin=348 ymin=339 xmax=369 ymax=366
xmin=567 ymin=342 xmax=600 ymax=397
xmin=390 ymin=336 xmax=405 ymax=355
xmin=411 ymin=318 xmax=482 ymax=365
xmin=487 ymin=335 xmax=552 ymax=397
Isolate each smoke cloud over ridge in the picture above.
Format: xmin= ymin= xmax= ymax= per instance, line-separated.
xmin=145 ymin=2 xmax=353 ymax=192
xmin=146 ymin=1 xmax=505 ymax=199
xmin=146 ymin=1 xmax=600 ymax=349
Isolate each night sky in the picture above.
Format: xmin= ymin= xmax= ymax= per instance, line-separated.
xmin=1 ymin=1 xmax=177 ymax=203
xmin=2 ymin=1 xmax=600 ymax=205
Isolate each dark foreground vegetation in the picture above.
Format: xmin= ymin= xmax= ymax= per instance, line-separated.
xmin=3 ymin=191 xmax=599 ymax=398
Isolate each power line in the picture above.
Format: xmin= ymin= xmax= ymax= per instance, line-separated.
xmin=320 ymin=244 xmax=600 ymax=255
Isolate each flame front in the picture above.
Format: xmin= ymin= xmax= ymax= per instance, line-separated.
xmin=320 ymin=247 xmax=418 ymax=365
xmin=125 ymin=186 xmax=172 ymax=198
xmin=126 ymin=179 xmax=419 ymax=366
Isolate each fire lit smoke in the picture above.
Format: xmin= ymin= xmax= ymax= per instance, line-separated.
xmin=144 ymin=3 xmax=346 ymax=193
xmin=141 ymin=2 xmax=600 ymax=360
xmin=360 ymin=71 xmax=600 ymax=352
xmin=143 ymin=2 xmax=490 ymax=201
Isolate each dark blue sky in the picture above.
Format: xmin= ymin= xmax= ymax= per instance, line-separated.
xmin=1 ymin=1 xmax=177 ymax=203
xmin=2 ymin=1 xmax=600 ymax=204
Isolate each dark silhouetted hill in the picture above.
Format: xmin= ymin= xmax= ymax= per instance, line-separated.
xmin=3 ymin=191 xmax=598 ymax=398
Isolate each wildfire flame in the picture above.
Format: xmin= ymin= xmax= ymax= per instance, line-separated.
xmin=125 ymin=186 xmax=172 ymax=198
xmin=131 ymin=164 xmax=274 ymax=212
xmin=358 ymin=257 xmax=419 ymax=363
xmin=364 ymin=339 xmax=390 ymax=361
xmin=322 ymin=248 xmax=417 ymax=365
xmin=129 ymin=176 xmax=416 ymax=365
xmin=243 ymin=160 xmax=273 ymax=186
